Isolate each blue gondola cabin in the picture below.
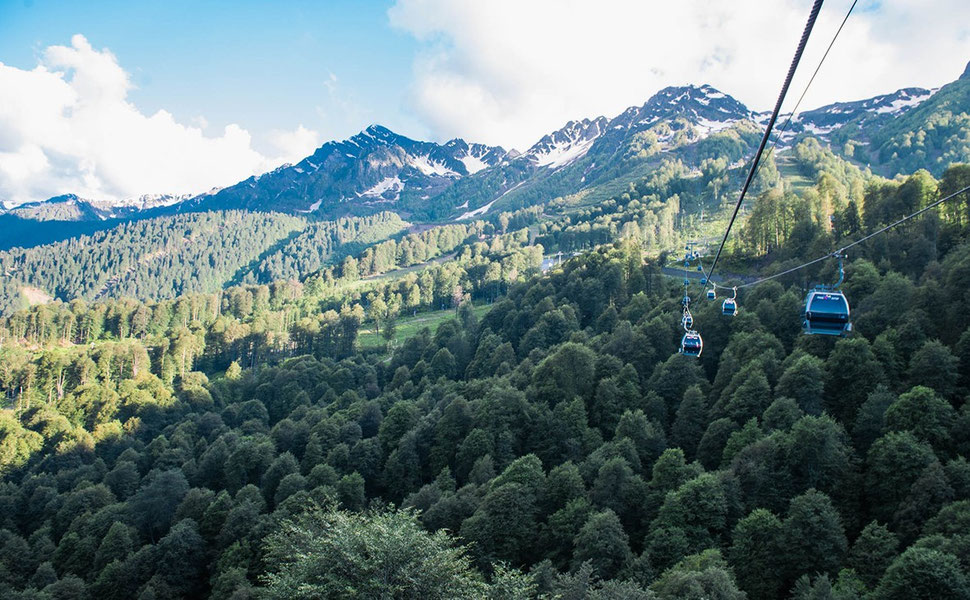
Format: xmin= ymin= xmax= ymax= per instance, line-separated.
xmin=680 ymin=331 xmax=703 ymax=357
xmin=803 ymin=290 xmax=851 ymax=336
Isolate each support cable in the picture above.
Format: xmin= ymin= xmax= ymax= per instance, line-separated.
xmin=732 ymin=184 xmax=970 ymax=289
xmin=749 ymin=0 xmax=859 ymax=186
xmin=704 ymin=0 xmax=825 ymax=284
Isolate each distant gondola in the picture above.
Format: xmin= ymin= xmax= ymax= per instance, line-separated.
xmin=707 ymin=288 xmax=716 ymax=300
xmin=803 ymin=289 xmax=851 ymax=336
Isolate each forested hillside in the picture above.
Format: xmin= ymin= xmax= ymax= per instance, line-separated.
xmin=0 ymin=161 xmax=969 ymax=598
xmin=0 ymin=211 xmax=409 ymax=315
xmin=868 ymin=63 xmax=970 ymax=176
xmin=10 ymin=62 xmax=969 ymax=253
xmin=6 ymin=62 xmax=970 ymax=325
xmin=0 ymin=147 xmax=743 ymax=318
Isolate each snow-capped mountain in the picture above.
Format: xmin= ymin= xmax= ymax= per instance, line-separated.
xmin=413 ymin=83 xmax=763 ymax=222
xmin=104 ymin=193 xmax=195 ymax=211
xmin=613 ymin=84 xmax=755 ymax=131
xmin=525 ymin=117 xmax=610 ymax=169
xmin=172 ymin=125 xmax=510 ymax=215
xmin=0 ymin=193 xmax=197 ymax=222
xmin=790 ymin=87 xmax=937 ymax=140
xmin=444 ymin=139 xmax=510 ymax=175
xmin=4 ymin=195 xmax=115 ymax=222
xmin=0 ymin=84 xmax=862 ymax=225
xmin=12 ymin=62 xmax=970 ymax=239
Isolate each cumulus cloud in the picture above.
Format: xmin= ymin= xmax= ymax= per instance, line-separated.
xmin=267 ymin=125 xmax=323 ymax=163
xmin=388 ymin=0 xmax=970 ymax=150
xmin=0 ymin=35 xmax=317 ymax=205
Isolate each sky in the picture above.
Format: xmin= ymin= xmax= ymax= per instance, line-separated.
xmin=0 ymin=0 xmax=968 ymax=205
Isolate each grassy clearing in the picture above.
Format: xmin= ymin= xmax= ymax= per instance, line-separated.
xmin=775 ymin=155 xmax=813 ymax=193
xmin=358 ymin=302 xmax=492 ymax=351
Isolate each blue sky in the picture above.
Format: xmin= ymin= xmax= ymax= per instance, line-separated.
xmin=0 ymin=0 xmax=429 ymax=146
xmin=1 ymin=0 xmax=968 ymax=204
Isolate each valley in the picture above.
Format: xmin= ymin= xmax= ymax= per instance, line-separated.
xmin=1 ymin=22 xmax=970 ymax=596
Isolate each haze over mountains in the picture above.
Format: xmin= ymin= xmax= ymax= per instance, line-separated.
xmin=4 ymin=63 xmax=966 ymax=242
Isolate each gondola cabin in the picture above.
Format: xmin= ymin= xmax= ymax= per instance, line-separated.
xmin=803 ymin=290 xmax=851 ymax=336
xmin=682 ymin=313 xmax=693 ymax=329
xmin=680 ymin=331 xmax=703 ymax=357
xmin=707 ymin=288 xmax=716 ymax=300
xmin=722 ymin=298 xmax=737 ymax=317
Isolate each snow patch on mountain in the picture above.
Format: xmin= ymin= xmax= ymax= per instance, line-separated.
xmin=792 ymin=86 xmax=939 ymax=142
xmin=455 ymin=198 xmax=497 ymax=220
xmin=533 ymin=135 xmax=599 ymax=168
xmin=296 ymin=198 xmax=323 ymax=213
xmin=694 ymin=116 xmax=738 ymax=137
xmin=526 ymin=118 xmax=607 ymax=170
xmin=801 ymin=122 xmax=839 ymax=136
xmin=95 ymin=193 xmax=193 ymax=211
xmin=873 ymin=89 xmax=936 ymax=114
xmin=409 ymin=155 xmax=458 ymax=177
xmin=460 ymin=155 xmax=489 ymax=174
xmin=454 ymin=180 xmax=528 ymax=220
xmin=358 ymin=176 xmax=403 ymax=201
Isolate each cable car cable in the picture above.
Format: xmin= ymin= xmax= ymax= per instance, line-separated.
xmin=704 ymin=0 xmax=825 ymax=286
xmin=704 ymin=0 xmax=856 ymax=292
xmin=705 ymin=0 xmax=856 ymax=296
xmin=730 ymin=183 xmax=970 ymax=289
xmin=749 ymin=0 xmax=859 ymax=185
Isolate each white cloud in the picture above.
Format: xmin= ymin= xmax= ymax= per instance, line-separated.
xmin=0 ymin=35 xmax=316 ymax=205
xmin=388 ymin=0 xmax=970 ymax=151
xmin=267 ymin=125 xmax=322 ymax=163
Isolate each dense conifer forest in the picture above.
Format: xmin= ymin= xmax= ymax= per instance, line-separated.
xmin=1 ymin=159 xmax=970 ymax=598
xmin=0 ymin=211 xmax=411 ymax=315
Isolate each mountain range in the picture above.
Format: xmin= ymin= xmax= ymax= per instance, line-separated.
xmin=2 ymin=61 xmax=969 ymax=250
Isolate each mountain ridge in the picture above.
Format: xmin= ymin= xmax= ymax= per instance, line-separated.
xmin=6 ymin=69 xmax=966 ymax=237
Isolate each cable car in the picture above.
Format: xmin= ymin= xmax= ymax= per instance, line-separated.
xmin=707 ymin=288 xmax=716 ymax=300
xmin=722 ymin=287 xmax=738 ymax=316
xmin=682 ymin=312 xmax=693 ymax=329
xmin=680 ymin=331 xmax=703 ymax=357
xmin=803 ymin=289 xmax=851 ymax=336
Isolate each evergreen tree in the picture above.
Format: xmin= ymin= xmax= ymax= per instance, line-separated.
xmin=824 ymin=338 xmax=886 ymax=424
xmin=782 ymin=490 xmax=848 ymax=586
xmin=848 ymin=521 xmax=899 ymax=590
xmin=651 ymin=549 xmax=746 ymax=600
xmin=908 ymin=340 xmax=959 ymax=399
xmin=872 ymin=547 xmax=969 ymax=600
xmin=671 ymin=385 xmax=709 ymax=460
xmin=729 ymin=508 xmax=784 ymax=600
xmin=866 ymin=432 xmax=937 ymax=523
xmin=94 ymin=522 xmax=133 ymax=571
xmin=262 ymin=507 xmax=493 ymax=599
xmin=885 ymin=386 xmax=956 ymax=451
xmin=571 ymin=510 xmax=633 ymax=580
xmin=777 ymin=354 xmax=826 ymax=415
